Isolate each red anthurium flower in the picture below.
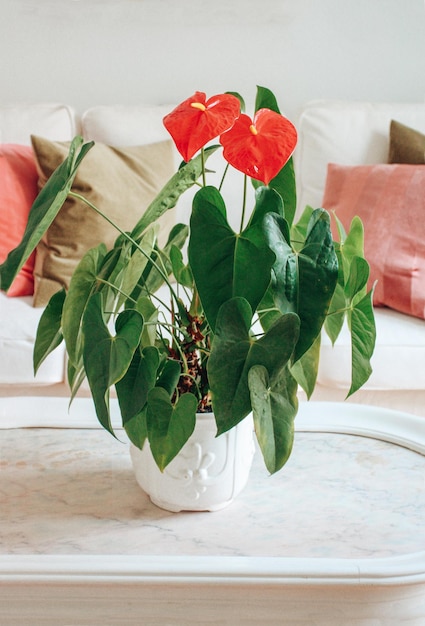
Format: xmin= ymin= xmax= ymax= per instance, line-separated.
xmin=219 ymin=109 xmax=298 ymax=185
xmin=163 ymin=92 xmax=241 ymax=162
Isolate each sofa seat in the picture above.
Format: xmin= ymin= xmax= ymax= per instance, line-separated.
xmin=0 ymin=292 xmax=65 ymax=387
xmin=318 ymin=307 xmax=425 ymax=390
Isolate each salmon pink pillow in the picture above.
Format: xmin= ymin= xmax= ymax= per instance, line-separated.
xmin=0 ymin=145 xmax=39 ymax=296
xmin=322 ymin=163 xmax=425 ymax=319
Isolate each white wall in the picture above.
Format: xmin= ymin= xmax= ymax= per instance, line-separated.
xmin=1 ymin=0 xmax=424 ymax=119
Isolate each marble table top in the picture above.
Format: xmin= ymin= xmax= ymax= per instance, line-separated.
xmin=1 ymin=400 xmax=425 ymax=560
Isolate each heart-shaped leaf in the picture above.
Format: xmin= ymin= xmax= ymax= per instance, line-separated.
xmin=62 ymin=243 xmax=108 ymax=366
xmin=189 ymin=186 xmax=275 ymax=330
xmin=147 ymin=387 xmax=197 ymax=471
xmin=82 ymin=292 xmax=144 ymax=434
xmin=116 ymin=346 xmax=160 ymax=424
xmin=264 ymin=209 xmax=338 ymax=361
xmin=248 ymin=364 xmax=298 ymax=474
xmin=208 ymin=297 xmax=300 ymax=434
xmin=118 ymin=346 xmax=160 ymax=452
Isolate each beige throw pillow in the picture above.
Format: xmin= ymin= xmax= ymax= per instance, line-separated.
xmin=31 ymin=136 xmax=175 ymax=307
xmin=388 ymin=120 xmax=425 ymax=164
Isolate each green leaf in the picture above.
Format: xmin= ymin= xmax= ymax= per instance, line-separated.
xmin=169 ymin=245 xmax=193 ymax=288
xmin=248 ymin=364 xmax=298 ymax=474
xmin=94 ymin=244 xmax=127 ymax=313
xmin=344 ymin=255 xmax=369 ymax=301
xmin=134 ymin=296 xmax=158 ymax=347
xmin=130 ymin=146 xmax=219 ymax=241
xmin=262 ymin=212 xmax=296 ymax=314
xmin=134 ymin=223 xmax=189 ymax=298
xmin=124 ymin=406 xmax=148 ymax=451
xmin=82 ymin=293 xmax=144 ymax=435
xmin=156 ymin=358 xmax=182 ymax=396
xmin=291 ymin=205 xmax=314 ymax=251
xmin=324 ymin=282 xmax=346 ymax=344
xmin=62 ymin=243 xmax=107 ymax=366
xmin=326 ymin=218 xmax=367 ymax=345
xmin=116 ymin=226 xmax=157 ymax=309
xmin=116 ymin=346 xmax=160 ymax=424
xmin=257 ymin=286 xmax=281 ymax=332
xmin=146 ymin=387 xmax=197 ymax=471
xmin=0 ymin=137 xmax=93 ymax=292
xmin=347 ymin=289 xmax=376 ymax=397
xmin=247 ymin=186 xmax=284 ymax=229
xmin=290 ymin=333 xmax=321 ymax=399
xmin=67 ymin=358 xmax=87 ymax=403
xmin=33 ymin=289 xmax=65 ymax=374
xmin=255 ymin=85 xmax=280 ymax=112
xmin=208 ymin=297 xmax=300 ymax=434
xmin=339 ymin=216 xmax=365 ymax=282
xmin=264 ymin=209 xmax=338 ymax=361
xmin=189 ymin=186 xmax=275 ymax=331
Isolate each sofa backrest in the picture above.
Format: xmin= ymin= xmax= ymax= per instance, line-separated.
xmin=294 ymin=100 xmax=425 ymax=217
xmin=81 ymin=104 xmax=173 ymax=146
xmin=0 ymin=103 xmax=77 ymax=144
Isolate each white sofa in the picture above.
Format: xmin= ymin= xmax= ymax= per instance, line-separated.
xmin=1 ymin=100 xmax=425 ymax=418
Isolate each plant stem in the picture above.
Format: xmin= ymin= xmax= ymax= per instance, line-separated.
xmin=218 ymin=163 xmax=229 ymax=192
xmin=95 ymin=278 xmax=137 ymax=303
xmin=239 ymin=175 xmax=248 ymax=232
xmin=201 ymin=148 xmax=206 ymax=187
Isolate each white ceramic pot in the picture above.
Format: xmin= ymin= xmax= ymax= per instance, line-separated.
xmin=130 ymin=412 xmax=255 ymax=512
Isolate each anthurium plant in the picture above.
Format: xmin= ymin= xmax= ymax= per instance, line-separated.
xmin=0 ymin=86 xmax=376 ymax=474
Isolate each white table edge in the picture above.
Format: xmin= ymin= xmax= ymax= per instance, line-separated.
xmin=1 ymin=552 xmax=425 ymax=587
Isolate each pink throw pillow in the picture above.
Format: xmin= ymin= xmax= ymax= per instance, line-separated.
xmin=322 ymin=163 xmax=425 ymax=319
xmin=0 ymin=144 xmax=39 ymax=296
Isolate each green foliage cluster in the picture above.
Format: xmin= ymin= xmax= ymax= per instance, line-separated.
xmin=0 ymin=87 xmax=375 ymax=474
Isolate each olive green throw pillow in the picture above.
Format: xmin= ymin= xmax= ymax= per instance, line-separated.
xmin=31 ymin=136 xmax=175 ymax=307
xmin=388 ymin=120 xmax=425 ymax=164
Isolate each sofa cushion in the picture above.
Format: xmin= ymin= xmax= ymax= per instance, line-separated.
xmin=0 ymin=292 xmax=65 ymax=385
xmin=322 ymin=162 xmax=425 ymax=319
xmin=318 ymin=308 xmax=425 ymax=391
xmin=31 ymin=136 xmax=176 ymax=307
xmin=0 ymin=145 xmax=38 ymax=296
xmin=295 ymin=101 xmax=425 ymax=217
xmin=388 ymin=120 xmax=425 ymax=164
